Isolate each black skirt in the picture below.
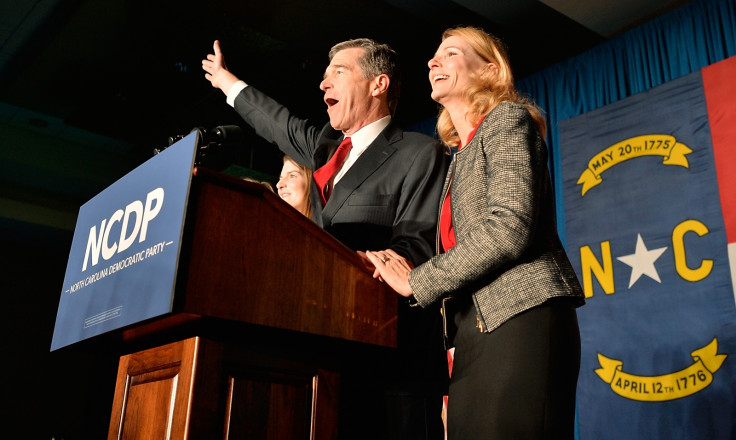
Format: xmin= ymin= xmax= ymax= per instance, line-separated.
xmin=447 ymin=296 xmax=581 ymax=439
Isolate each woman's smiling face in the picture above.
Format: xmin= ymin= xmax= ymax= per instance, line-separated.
xmin=428 ymin=35 xmax=489 ymax=106
xmin=277 ymin=159 xmax=309 ymax=214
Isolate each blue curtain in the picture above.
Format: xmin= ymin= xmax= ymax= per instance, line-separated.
xmin=516 ymin=0 xmax=736 ymax=245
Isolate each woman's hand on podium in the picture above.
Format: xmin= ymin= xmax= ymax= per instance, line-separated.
xmin=365 ymin=249 xmax=414 ymax=298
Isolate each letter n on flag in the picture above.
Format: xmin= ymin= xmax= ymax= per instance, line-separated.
xmin=559 ymin=55 xmax=736 ymax=439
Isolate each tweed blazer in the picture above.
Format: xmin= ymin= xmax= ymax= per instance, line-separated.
xmin=409 ymin=102 xmax=584 ymax=334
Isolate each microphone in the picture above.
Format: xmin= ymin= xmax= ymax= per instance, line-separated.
xmin=154 ymin=125 xmax=243 ymax=156
xmin=210 ymin=125 xmax=242 ymax=143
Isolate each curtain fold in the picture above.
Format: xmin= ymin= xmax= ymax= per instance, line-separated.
xmin=516 ymin=0 xmax=736 ymax=244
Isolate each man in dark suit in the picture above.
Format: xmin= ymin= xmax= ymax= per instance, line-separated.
xmin=203 ymin=39 xmax=449 ymax=439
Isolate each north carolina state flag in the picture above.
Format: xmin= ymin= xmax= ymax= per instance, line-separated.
xmin=559 ymin=56 xmax=736 ymax=440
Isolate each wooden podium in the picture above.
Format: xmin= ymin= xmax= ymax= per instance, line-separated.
xmin=106 ymin=167 xmax=398 ymax=439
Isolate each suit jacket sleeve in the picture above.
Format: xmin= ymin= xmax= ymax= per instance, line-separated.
xmin=232 ymin=85 xmax=323 ymax=169
xmin=390 ymin=137 xmax=449 ymax=266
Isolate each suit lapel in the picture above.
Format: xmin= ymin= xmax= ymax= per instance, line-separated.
xmin=314 ymin=125 xmax=342 ymax=169
xmin=320 ymin=122 xmax=402 ymax=221
xmin=307 ymin=125 xmax=344 ymax=227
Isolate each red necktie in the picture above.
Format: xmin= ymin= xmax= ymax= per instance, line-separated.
xmin=313 ymin=137 xmax=352 ymax=205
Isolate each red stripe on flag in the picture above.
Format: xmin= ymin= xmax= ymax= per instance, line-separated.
xmin=703 ymin=55 xmax=736 ymax=243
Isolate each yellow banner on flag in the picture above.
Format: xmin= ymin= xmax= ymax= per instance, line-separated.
xmin=577 ymin=135 xmax=692 ymax=196
xmin=595 ymin=338 xmax=727 ymax=402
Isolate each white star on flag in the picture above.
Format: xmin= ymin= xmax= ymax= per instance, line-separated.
xmin=617 ymin=234 xmax=668 ymax=288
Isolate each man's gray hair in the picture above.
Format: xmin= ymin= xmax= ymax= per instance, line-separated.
xmin=329 ymin=38 xmax=401 ymax=114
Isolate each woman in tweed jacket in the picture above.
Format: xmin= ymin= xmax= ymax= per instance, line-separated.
xmin=367 ymin=27 xmax=585 ymax=439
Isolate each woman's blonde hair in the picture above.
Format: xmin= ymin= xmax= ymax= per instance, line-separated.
xmin=283 ymin=155 xmax=313 ymax=218
xmin=435 ymin=27 xmax=546 ymax=147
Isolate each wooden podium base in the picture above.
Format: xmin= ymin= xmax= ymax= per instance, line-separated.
xmin=108 ymin=336 xmax=339 ymax=439
xmin=100 ymin=172 xmax=398 ymax=439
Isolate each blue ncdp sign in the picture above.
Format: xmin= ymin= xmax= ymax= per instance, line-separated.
xmin=51 ymin=133 xmax=198 ymax=350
